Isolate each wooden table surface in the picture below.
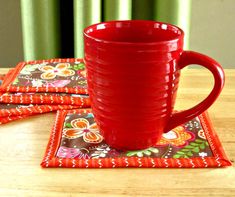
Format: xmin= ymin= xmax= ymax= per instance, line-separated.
xmin=0 ymin=68 xmax=234 ymax=197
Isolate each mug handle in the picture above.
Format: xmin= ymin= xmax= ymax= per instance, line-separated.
xmin=164 ymin=51 xmax=225 ymax=132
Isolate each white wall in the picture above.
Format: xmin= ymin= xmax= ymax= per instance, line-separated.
xmin=190 ymin=0 xmax=235 ymax=68
xmin=0 ymin=0 xmax=23 ymax=68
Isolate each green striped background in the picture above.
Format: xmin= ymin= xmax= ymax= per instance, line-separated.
xmin=21 ymin=0 xmax=192 ymax=60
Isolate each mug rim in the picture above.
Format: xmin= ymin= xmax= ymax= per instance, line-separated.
xmin=84 ymin=20 xmax=184 ymax=46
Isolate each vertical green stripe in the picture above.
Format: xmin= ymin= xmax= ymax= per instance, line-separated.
xmin=155 ymin=0 xmax=192 ymax=49
xmin=103 ymin=0 xmax=132 ymax=21
xmin=20 ymin=0 xmax=60 ymax=61
xmin=74 ymin=0 xmax=101 ymax=58
xmin=132 ymin=0 xmax=154 ymax=20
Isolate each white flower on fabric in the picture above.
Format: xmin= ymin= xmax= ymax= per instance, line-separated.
xmin=91 ymin=146 xmax=111 ymax=158
xmin=199 ymin=152 xmax=207 ymax=157
xmin=32 ymin=79 xmax=44 ymax=87
xmin=39 ymin=63 xmax=75 ymax=79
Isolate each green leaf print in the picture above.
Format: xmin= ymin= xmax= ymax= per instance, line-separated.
xmin=67 ymin=64 xmax=72 ymax=69
xmin=65 ymin=123 xmax=73 ymax=128
xmin=12 ymin=78 xmax=19 ymax=85
xmin=186 ymin=151 xmax=193 ymax=157
xmin=177 ymin=151 xmax=186 ymax=155
xmin=184 ymin=145 xmax=195 ymax=149
xmin=73 ymin=63 xmax=85 ymax=70
xmin=20 ymin=64 xmax=39 ymax=75
xmin=192 ymin=147 xmax=200 ymax=153
xmin=126 ymin=147 xmax=159 ymax=157
xmin=199 ymin=143 xmax=205 ymax=149
xmin=195 ymin=139 xmax=204 ymax=143
xmin=173 ymin=154 xmax=181 ymax=158
xmin=173 ymin=140 xmax=209 ymax=159
xmin=149 ymin=147 xmax=159 ymax=153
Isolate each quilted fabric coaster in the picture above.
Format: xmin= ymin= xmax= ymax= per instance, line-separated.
xmin=41 ymin=109 xmax=231 ymax=168
xmin=0 ymin=68 xmax=89 ymax=124
xmin=0 ymin=58 xmax=88 ymax=94
xmin=0 ymin=67 xmax=90 ymax=106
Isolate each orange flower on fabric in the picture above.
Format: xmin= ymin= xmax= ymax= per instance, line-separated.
xmin=40 ymin=63 xmax=75 ymax=79
xmin=156 ymin=126 xmax=194 ymax=147
xmin=63 ymin=118 xmax=103 ymax=144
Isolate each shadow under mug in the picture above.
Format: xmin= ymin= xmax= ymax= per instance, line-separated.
xmin=84 ymin=20 xmax=224 ymax=150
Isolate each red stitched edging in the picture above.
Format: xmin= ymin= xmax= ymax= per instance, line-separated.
xmin=0 ymin=115 xmax=29 ymax=124
xmin=41 ymin=109 xmax=92 ymax=167
xmin=41 ymin=110 xmax=232 ymax=168
xmin=41 ymin=110 xmax=65 ymax=167
xmin=1 ymin=66 xmax=22 ymax=89
xmin=0 ymin=104 xmax=81 ymax=118
xmin=0 ymin=74 xmax=5 ymax=81
xmin=2 ymin=86 xmax=88 ymax=94
xmin=199 ymin=112 xmax=232 ymax=167
xmin=1 ymin=68 xmax=16 ymax=88
xmin=0 ymin=93 xmax=90 ymax=106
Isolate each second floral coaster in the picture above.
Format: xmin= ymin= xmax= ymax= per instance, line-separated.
xmin=0 ymin=58 xmax=88 ymax=94
xmin=41 ymin=109 xmax=231 ymax=168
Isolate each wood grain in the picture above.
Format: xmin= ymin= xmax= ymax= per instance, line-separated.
xmin=0 ymin=69 xmax=234 ymax=197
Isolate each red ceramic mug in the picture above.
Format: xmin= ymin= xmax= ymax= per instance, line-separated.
xmin=84 ymin=20 xmax=224 ymax=150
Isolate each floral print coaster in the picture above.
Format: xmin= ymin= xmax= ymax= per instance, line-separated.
xmin=41 ymin=109 xmax=231 ymax=168
xmin=0 ymin=70 xmax=88 ymax=124
xmin=0 ymin=58 xmax=88 ymax=94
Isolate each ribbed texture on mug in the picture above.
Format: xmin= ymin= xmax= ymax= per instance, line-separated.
xmin=84 ymin=21 xmax=184 ymax=150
